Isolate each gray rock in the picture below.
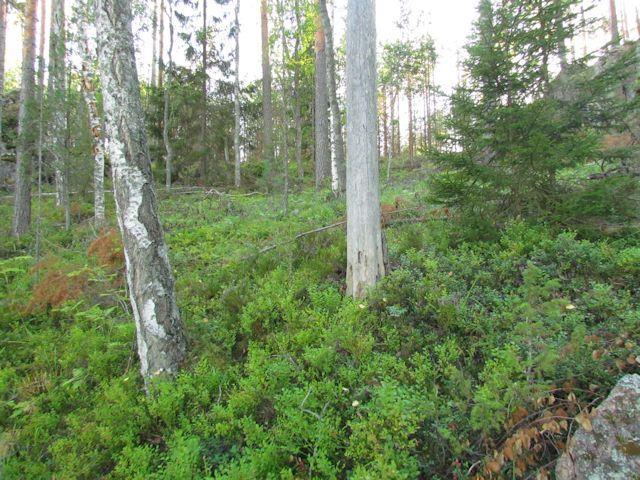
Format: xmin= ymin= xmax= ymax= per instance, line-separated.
xmin=556 ymin=374 xmax=640 ymax=480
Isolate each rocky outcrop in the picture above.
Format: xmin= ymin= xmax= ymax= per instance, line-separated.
xmin=556 ymin=374 xmax=640 ymax=480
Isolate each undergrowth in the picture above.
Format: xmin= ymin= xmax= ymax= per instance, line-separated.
xmin=0 ymin=183 xmax=638 ymax=479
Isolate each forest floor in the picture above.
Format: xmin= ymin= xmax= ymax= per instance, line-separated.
xmin=1 ymin=173 xmax=639 ymax=479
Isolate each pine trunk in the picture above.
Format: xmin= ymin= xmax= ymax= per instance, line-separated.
xmin=163 ymin=0 xmax=174 ymax=191
xmin=233 ymin=0 xmax=241 ymax=188
xmin=293 ymin=0 xmax=303 ymax=184
xmin=0 ymin=0 xmax=7 ymax=152
xmin=346 ymin=0 xmax=385 ymax=299
xmin=12 ymin=0 xmax=38 ymax=238
xmin=95 ymin=0 xmax=186 ymax=385
xmin=609 ymin=0 xmax=619 ymax=44
xmin=261 ymin=0 xmax=274 ymax=190
xmin=314 ymin=12 xmax=329 ymax=190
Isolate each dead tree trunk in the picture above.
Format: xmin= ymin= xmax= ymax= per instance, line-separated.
xmin=345 ymin=0 xmax=385 ymax=298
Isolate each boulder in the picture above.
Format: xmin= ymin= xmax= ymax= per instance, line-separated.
xmin=556 ymin=374 xmax=640 ymax=480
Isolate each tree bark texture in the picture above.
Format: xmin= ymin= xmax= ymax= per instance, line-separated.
xmin=95 ymin=0 xmax=186 ymax=384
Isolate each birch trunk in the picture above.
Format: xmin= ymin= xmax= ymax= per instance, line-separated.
xmin=163 ymin=0 xmax=174 ymax=191
xmin=346 ymin=0 xmax=385 ymax=299
xmin=261 ymin=0 xmax=273 ymax=190
xmin=233 ymin=0 xmax=241 ymax=188
xmin=77 ymin=0 xmax=105 ymax=226
xmin=318 ymin=0 xmax=344 ymax=194
xmin=314 ymin=13 xmax=329 ymax=190
xmin=48 ymin=0 xmax=70 ymax=229
xmin=12 ymin=0 xmax=38 ymax=238
xmin=95 ymin=0 xmax=186 ymax=384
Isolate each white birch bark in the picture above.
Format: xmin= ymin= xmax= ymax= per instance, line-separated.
xmin=319 ymin=0 xmax=345 ymax=194
xmin=95 ymin=0 xmax=186 ymax=384
xmin=346 ymin=0 xmax=385 ymax=298
xmin=47 ymin=0 xmax=70 ymax=229
xmin=77 ymin=1 xmax=106 ymax=226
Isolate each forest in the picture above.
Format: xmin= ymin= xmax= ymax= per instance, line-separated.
xmin=0 ymin=0 xmax=639 ymax=478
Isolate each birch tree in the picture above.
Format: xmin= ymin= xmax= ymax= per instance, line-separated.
xmin=12 ymin=0 xmax=38 ymax=238
xmin=47 ymin=0 xmax=70 ymax=229
xmin=318 ymin=0 xmax=345 ymax=194
xmin=95 ymin=0 xmax=186 ymax=384
xmin=345 ymin=0 xmax=385 ymax=298
xmin=314 ymin=10 xmax=329 ymax=189
xmin=233 ymin=0 xmax=241 ymax=188
xmin=76 ymin=0 xmax=106 ymax=226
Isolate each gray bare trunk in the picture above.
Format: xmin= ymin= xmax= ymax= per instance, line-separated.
xmin=200 ymin=0 xmax=208 ymax=182
xmin=233 ymin=0 xmax=241 ymax=188
xmin=293 ymin=0 xmax=303 ymax=184
xmin=48 ymin=0 xmax=70 ymax=229
xmin=314 ymin=13 xmax=329 ymax=190
xmin=318 ymin=0 xmax=345 ymax=194
xmin=261 ymin=0 xmax=273 ymax=190
xmin=95 ymin=0 xmax=186 ymax=384
xmin=12 ymin=0 xmax=38 ymax=238
xmin=151 ymin=0 xmax=157 ymax=88
xmin=163 ymin=0 xmax=174 ymax=191
xmin=158 ymin=0 xmax=164 ymax=89
xmin=0 ymin=0 xmax=7 ymax=153
xmin=345 ymin=0 xmax=385 ymax=298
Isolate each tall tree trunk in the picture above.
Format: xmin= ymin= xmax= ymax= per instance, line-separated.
xmin=95 ymin=0 xmax=186 ymax=385
xmin=0 ymin=0 xmax=7 ymax=153
xmin=48 ymin=0 xmax=70 ymax=229
xmin=12 ymin=0 xmax=38 ymax=238
xmin=314 ymin=12 xmax=329 ymax=190
xmin=609 ymin=0 xmax=619 ymax=44
xmin=233 ymin=0 xmax=241 ymax=188
xmin=381 ymin=84 xmax=388 ymax=159
xmin=200 ymin=0 xmax=208 ymax=183
xmin=346 ymin=0 xmax=385 ymax=299
xmin=163 ymin=0 xmax=174 ymax=191
xmin=261 ymin=0 xmax=273 ymax=190
xmin=407 ymin=77 xmax=414 ymax=165
xmin=318 ymin=0 xmax=344 ymax=194
xmin=293 ymin=0 xmax=303 ymax=185
xmin=151 ymin=0 xmax=157 ymax=88
xmin=158 ymin=0 xmax=164 ymax=89
xmin=278 ymin=0 xmax=290 ymax=212
xmin=77 ymin=0 xmax=105 ymax=227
